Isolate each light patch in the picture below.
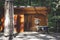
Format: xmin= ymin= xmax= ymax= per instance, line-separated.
xmin=29 ymin=39 xmax=40 ymax=40
xmin=1 ymin=18 xmax=4 ymax=22
xmin=5 ymin=9 xmax=10 ymax=26
xmin=39 ymin=34 xmax=46 ymax=37
xmin=0 ymin=26 xmax=3 ymax=31
xmin=3 ymin=36 xmax=9 ymax=40
xmin=14 ymin=15 xmax=17 ymax=33
xmin=13 ymin=28 xmax=17 ymax=34
xmin=20 ymin=15 xmax=24 ymax=23
xmin=4 ymin=8 xmax=10 ymax=36
xmin=20 ymin=15 xmax=24 ymax=32
xmin=46 ymin=35 xmax=55 ymax=38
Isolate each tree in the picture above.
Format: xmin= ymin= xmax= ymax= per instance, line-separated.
xmin=48 ymin=0 xmax=60 ymax=32
xmin=4 ymin=0 xmax=14 ymax=40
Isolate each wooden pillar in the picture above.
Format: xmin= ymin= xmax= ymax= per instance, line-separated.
xmin=16 ymin=14 xmax=20 ymax=33
xmin=16 ymin=14 xmax=24 ymax=33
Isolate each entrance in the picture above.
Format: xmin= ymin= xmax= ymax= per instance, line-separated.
xmin=24 ymin=14 xmax=46 ymax=32
xmin=24 ymin=14 xmax=32 ymax=31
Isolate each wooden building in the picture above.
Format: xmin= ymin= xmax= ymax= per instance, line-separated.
xmin=0 ymin=6 xmax=48 ymax=33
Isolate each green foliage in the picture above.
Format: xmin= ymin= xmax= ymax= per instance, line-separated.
xmin=14 ymin=0 xmax=51 ymax=6
xmin=0 ymin=0 xmax=4 ymax=7
xmin=14 ymin=0 xmax=28 ymax=6
xmin=0 ymin=0 xmax=52 ymax=6
xmin=48 ymin=0 xmax=60 ymax=32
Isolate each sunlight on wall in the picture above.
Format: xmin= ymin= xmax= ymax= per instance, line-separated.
xmin=14 ymin=15 xmax=17 ymax=33
xmin=0 ymin=26 xmax=3 ymax=31
xmin=1 ymin=18 xmax=4 ymax=22
xmin=0 ymin=18 xmax=4 ymax=32
xmin=20 ymin=15 xmax=24 ymax=32
xmin=20 ymin=15 xmax=24 ymax=23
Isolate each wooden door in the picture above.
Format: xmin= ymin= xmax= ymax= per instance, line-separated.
xmin=24 ymin=14 xmax=32 ymax=31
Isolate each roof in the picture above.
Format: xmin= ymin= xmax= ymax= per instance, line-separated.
xmin=14 ymin=6 xmax=48 ymax=16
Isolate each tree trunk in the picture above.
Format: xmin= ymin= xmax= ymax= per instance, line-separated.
xmin=4 ymin=0 xmax=14 ymax=40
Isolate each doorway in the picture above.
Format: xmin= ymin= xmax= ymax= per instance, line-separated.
xmin=24 ymin=14 xmax=46 ymax=32
xmin=14 ymin=14 xmax=46 ymax=32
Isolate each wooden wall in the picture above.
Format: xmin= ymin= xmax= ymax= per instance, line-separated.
xmin=14 ymin=7 xmax=48 ymax=32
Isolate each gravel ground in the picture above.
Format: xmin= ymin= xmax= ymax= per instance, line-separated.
xmin=0 ymin=32 xmax=60 ymax=40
